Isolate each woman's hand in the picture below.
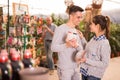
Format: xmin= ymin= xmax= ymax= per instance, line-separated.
xmin=80 ymin=57 xmax=86 ymax=63
xmin=77 ymin=30 xmax=84 ymax=39
xmin=75 ymin=57 xmax=86 ymax=64
xmin=66 ymin=38 xmax=78 ymax=48
xmin=75 ymin=51 xmax=86 ymax=63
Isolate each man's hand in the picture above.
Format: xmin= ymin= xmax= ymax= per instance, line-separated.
xmin=44 ymin=26 xmax=51 ymax=32
xmin=44 ymin=25 xmax=54 ymax=35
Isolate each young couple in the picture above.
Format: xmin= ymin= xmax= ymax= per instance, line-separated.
xmin=51 ymin=5 xmax=111 ymax=80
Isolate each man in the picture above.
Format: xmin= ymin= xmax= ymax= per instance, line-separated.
xmin=51 ymin=5 xmax=84 ymax=80
xmin=0 ymin=23 xmax=5 ymax=48
xmin=43 ymin=16 xmax=57 ymax=75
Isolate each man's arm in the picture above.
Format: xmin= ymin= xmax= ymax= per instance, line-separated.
xmin=51 ymin=27 xmax=68 ymax=52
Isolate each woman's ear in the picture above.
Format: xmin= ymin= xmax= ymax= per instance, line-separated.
xmin=97 ymin=24 xmax=102 ymax=32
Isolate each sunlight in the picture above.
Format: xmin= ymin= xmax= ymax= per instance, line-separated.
xmin=0 ymin=0 xmax=120 ymax=15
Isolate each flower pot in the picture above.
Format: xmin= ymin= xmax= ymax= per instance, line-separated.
xmin=118 ymin=52 xmax=120 ymax=56
xmin=111 ymin=53 xmax=115 ymax=58
xmin=19 ymin=67 xmax=49 ymax=80
xmin=92 ymin=3 xmax=102 ymax=9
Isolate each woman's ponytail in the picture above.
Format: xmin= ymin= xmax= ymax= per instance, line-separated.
xmin=105 ymin=16 xmax=110 ymax=39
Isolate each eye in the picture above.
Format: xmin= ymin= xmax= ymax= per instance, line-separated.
xmin=89 ymin=22 xmax=92 ymax=25
xmin=73 ymin=33 xmax=77 ymax=35
xmin=77 ymin=16 xmax=82 ymax=19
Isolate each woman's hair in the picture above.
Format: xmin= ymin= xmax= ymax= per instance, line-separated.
xmin=92 ymin=15 xmax=110 ymax=39
xmin=66 ymin=5 xmax=84 ymax=15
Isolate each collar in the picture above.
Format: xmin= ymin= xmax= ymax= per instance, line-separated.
xmin=93 ymin=35 xmax=106 ymax=41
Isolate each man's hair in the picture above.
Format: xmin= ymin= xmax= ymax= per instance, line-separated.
xmin=66 ymin=5 xmax=84 ymax=15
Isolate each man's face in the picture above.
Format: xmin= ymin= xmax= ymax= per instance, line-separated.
xmin=71 ymin=11 xmax=83 ymax=26
xmin=46 ymin=17 xmax=52 ymax=26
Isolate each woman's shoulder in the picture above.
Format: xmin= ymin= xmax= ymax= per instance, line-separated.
xmin=99 ymin=39 xmax=110 ymax=48
xmin=100 ymin=38 xmax=109 ymax=43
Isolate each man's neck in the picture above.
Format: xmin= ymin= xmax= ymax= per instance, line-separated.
xmin=66 ymin=21 xmax=75 ymax=28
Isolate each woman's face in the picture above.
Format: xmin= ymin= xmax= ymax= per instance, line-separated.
xmin=90 ymin=22 xmax=98 ymax=33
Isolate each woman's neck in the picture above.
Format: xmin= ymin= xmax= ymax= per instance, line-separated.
xmin=95 ymin=31 xmax=105 ymax=37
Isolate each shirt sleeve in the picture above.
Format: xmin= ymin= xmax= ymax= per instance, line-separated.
xmin=81 ymin=37 xmax=87 ymax=49
xmin=86 ymin=41 xmax=111 ymax=68
xmin=51 ymin=27 xmax=68 ymax=52
xmin=76 ymin=34 xmax=86 ymax=51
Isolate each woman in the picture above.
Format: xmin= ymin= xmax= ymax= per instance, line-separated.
xmin=77 ymin=15 xmax=111 ymax=80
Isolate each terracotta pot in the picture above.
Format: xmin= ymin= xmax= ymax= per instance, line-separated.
xmin=19 ymin=67 xmax=49 ymax=80
xmin=118 ymin=52 xmax=120 ymax=56
xmin=111 ymin=53 xmax=114 ymax=58
xmin=92 ymin=3 xmax=102 ymax=9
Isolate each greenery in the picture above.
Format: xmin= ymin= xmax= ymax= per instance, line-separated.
xmin=51 ymin=14 xmax=120 ymax=58
xmin=1 ymin=14 xmax=119 ymax=58
xmin=51 ymin=13 xmax=68 ymax=26
xmin=109 ymin=23 xmax=120 ymax=56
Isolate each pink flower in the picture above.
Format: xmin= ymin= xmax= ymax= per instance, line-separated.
xmin=7 ymin=36 xmax=13 ymax=45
